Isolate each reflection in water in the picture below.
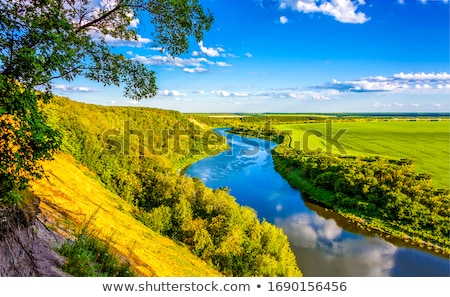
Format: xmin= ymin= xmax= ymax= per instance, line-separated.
xmin=276 ymin=213 xmax=397 ymax=276
xmin=186 ymin=129 xmax=450 ymax=277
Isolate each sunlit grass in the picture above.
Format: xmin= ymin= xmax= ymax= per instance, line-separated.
xmin=277 ymin=120 xmax=450 ymax=189
xmin=30 ymin=153 xmax=222 ymax=277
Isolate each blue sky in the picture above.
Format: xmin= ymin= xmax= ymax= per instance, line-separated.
xmin=54 ymin=0 xmax=450 ymax=113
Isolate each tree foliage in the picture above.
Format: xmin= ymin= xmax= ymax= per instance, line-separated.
xmin=0 ymin=0 xmax=213 ymax=197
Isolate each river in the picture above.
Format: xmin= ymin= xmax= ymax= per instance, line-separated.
xmin=185 ymin=128 xmax=449 ymax=277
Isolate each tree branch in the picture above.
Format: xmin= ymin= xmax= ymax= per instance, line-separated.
xmin=75 ymin=1 xmax=124 ymax=33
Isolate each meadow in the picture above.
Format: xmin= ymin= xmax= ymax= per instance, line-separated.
xmin=276 ymin=120 xmax=450 ymax=189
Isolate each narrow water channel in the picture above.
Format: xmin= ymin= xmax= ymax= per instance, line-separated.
xmin=185 ymin=128 xmax=450 ymax=277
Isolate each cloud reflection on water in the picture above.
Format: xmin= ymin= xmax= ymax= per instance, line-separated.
xmin=276 ymin=213 xmax=397 ymax=276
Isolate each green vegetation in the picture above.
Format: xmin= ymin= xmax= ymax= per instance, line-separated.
xmin=226 ymin=117 xmax=450 ymax=255
xmin=43 ymin=97 xmax=301 ymax=277
xmin=276 ymin=121 xmax=450 ymax=188
xmin=59 ymin=229 xmax=136 ymax=277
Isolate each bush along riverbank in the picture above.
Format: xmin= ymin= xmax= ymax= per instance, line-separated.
xmin=272 ymin=137 xmax=450 ymax=257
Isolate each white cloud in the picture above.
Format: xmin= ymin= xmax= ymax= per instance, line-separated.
xmin=53 ymin=84 xmax=96 ymax=92
xmin=89 ymin=30 xmax=151 ymax=47
xmin=132 ymin=54 xmax=213 ymax=69
xmin=183 ymin=67 xmax=208 ymax=73
xmin=211 ymin=90 xmax=249 ymax=97
xmin=319 ymin=72 xmax=450 ymax=93
xmin=216 ymin=61 xmax=232 ymax=67
xmin=212 ymin=90 xmax=231 ymax=97
xmin=393 ymin=72 xmax=450 ymax=80
xmin=280 ymin=16 xmax=289 ymax=24
xmin=281 ymin=0 xmax=370 ymax=24
xmin=411 ymin=102 xmax=420 ymax=107
xmin=394 ymin=102 xmax=403 ymax=107
xmin=198 ymin=41 xmax=224 ymax=57
xmin=432 ymin=103 xmax=442 ymax=107
xmin=129 ymin=18 xmax=139 ymax=28
xmin=159 ymin=90 xmax=187 ymax=97
xmin=245 ymin=52 xmax=253 ymax=58
xmin=128 ymin=100 xmax=139 ymax=105
xmin=312 ymin=95 xmax=332 ymax=101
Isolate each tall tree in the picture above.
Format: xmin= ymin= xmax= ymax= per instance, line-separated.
xmin=0 ymin=0 xmax=213 ymax=198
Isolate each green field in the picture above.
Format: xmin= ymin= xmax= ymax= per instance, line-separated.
xmin=276 ymin=120 xmax=450 ymax=189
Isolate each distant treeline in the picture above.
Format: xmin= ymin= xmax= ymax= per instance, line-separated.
xmin=45 ymin=97 xmax=301 ymax=276
xmin=228 ymin=122 xmax=450 ymax=255
xmin=189 ymin=113 xmax=450 ymax=128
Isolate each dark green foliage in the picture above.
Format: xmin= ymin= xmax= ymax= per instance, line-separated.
xmin=0 ymin=77 xmax=60 ymax=198
xmin=59 ymin=231 xmax=136 ymax=277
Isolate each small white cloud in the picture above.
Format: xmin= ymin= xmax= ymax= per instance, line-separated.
xmin=183 ymin=67 xmax=208 ymax=73
xmin=432 ymin=103 xmax=442 ymax=107
xmin=284 ymin=0 xmax=370 ymax=24
xmin=411 ymin=102 xmax=420 ymax=107
xmin=109 ymin=100 xmax=116 ymax=104
xmin=211 ymin=90 xmax=249 ymax=97
xmin=130 ymin=18 xmax=139 ymax=28
xmin=216 ymin=61 xmax=232 ymax=67
xmin=159 ymin=90 xmax=187 ymax=97
xmin=53 ymin=84 xmax=96 ymax=92
xmin=198 ymin=41 xmax=224 ymax=57
xmin=312 ymin=95 xmax=331 ymax=101
xmin=245 ymin=52 xmax=253 ymax=58
xmin=212 ymin=90 xmax=231 ymax=97
xmin=132 ymin=54 xmax=213 ymax=70
xmin=280 ymin=16 xmax=289 ymax=24
xmin=394 ymin=102 xmax=404 ymax=107
xmin=128 ymin=100 xmax=139 ymax=105
xmin=89 ymin=30 xmax=151 ymax=47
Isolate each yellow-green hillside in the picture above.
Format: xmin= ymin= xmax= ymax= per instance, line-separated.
xmin=30 ymin=153 xmax=222 ymax=276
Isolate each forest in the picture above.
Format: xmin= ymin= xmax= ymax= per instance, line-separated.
xmin=43 ymin=96 xmax=302 ymax=277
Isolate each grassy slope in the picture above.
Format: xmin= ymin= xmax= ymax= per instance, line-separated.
xmin=276 ymin=120 xmax=450 ymax=189
xmin=30 ymin=153 xmax=221 ymax=277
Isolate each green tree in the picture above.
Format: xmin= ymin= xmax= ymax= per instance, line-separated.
xmin=0 ymin=0 xmax=213 ymax=198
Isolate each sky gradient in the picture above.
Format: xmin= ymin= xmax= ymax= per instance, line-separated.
xmin=53 ymin=0 xmax=450 ymax=113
